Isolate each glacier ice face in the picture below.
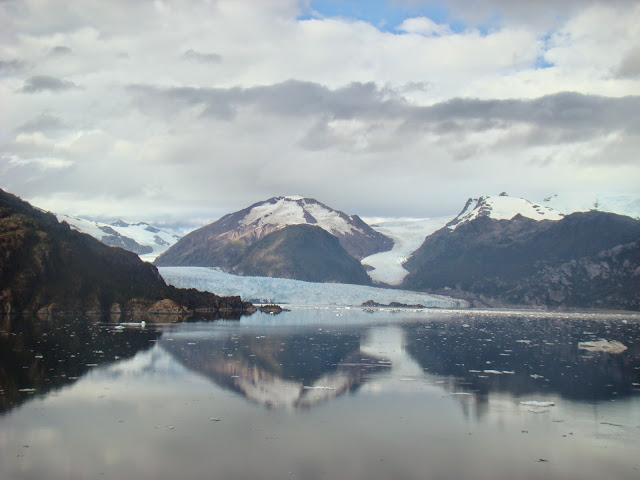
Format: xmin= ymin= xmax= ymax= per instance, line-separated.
xmin=159 ymin=266 xmax=465 ymax=308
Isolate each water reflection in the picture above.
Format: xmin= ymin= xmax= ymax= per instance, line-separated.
xmin=1 ymin=310 xmax=640 ymax=480
xmin=0 ymin=315 xmax=160 ymax=414
xmin=155 ymin=312 xmax=640 ymax=411
xmin=402 ymin=315 xmax=640 ymax=408
xmin=160 ymin=327 xmax=390 ymax=408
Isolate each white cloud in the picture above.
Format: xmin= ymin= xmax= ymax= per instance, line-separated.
xmin=397 ymin=17 xmax=452 ymax=36
xmin=1 ymin=0 xmax=638 ymax=224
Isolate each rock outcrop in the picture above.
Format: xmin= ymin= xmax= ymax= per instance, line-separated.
xmin=0 ymin=188 xmax=256 ymax=319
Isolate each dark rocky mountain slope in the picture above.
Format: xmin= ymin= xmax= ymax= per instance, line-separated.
xmin=232 ymin=224 xmax=373 ymax=285
xmin=154 ymin=196 xmax=392 ymax=268
xmin=0 ymin=188 xmax=254 ymax=319
xmin=402 ymin=210 xmax=640 ymax=310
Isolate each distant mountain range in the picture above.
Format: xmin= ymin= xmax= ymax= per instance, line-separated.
xmin=19 ymin=190 xmax=640 ymax=311
xmin=154 ymin=193 xmax=640 ymax=310
xmin=55 ymin=214 xmax=181 ymax=261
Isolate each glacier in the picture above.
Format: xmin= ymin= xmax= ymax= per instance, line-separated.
xmin=362 ymin=216 xmax=452 ymax=286
xmin=159 ymin=266 xmax=465 ymax=308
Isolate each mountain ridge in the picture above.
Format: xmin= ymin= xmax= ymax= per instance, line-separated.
xmin=154 ymin=196 xmax=393 ymax=268
xmin=0 ymin=188 xmax=255 ymax=319
xmin=402 ymin=207 xmax=640 ymax=310
xmin=55 ymin=214 xmax=181 ymax=261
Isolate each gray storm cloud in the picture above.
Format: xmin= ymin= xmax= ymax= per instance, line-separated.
xmin=20 ymin=75 xmax=80 ymax=94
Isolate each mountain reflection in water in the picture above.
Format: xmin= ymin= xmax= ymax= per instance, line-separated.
xmin=1 ymin=309 xmax=640 ymax=480
xmin=160 ymin=327 xmax=391 ymax=408
xmin=156 ymin=311 xmax=640 ymax=411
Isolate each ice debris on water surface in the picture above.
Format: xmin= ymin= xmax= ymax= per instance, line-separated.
xmin=578 ymin=340 xmax=627 ymax=354
xmin=520 ymin=401 xmax=555 ymax=407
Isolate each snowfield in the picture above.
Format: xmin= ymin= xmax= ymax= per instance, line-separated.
xmin=544 ymin=193 xmax=640 ymax=219
xmin=361 ymin=216 xmax=451 ymax=286
xmin=239 ymin=196 xmax=363 ymax=236
xmin=447 ymin=195 xmax=564 ymax=230
xmin=56 ymin=213 xmax=181 ymax=261
xmin=159 ymin=266 xmax=466 ymax=308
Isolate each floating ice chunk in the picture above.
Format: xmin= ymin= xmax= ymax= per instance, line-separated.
xmin=520 ymin=400 xmax=555 ymax=407
xmin=578 ymin=340 xmax=627 ymax=354
xmin=302 ymin=386 xmax=335 ymax=390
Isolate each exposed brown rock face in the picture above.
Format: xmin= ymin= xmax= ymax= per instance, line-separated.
xmin=0 ymin=188 xmax=255 ymax=320
xmin=154 ymin=196 xmax=392 ymax=269
xmin=232 ymin=224 xmax=373 ymax=285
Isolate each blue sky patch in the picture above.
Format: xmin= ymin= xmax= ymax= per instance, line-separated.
xmin=299 ymin=0 xmax=466 ymax=34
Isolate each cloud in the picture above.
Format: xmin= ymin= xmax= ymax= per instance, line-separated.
xmin=128 ymin=80 xmax=640 ymax=141
xmin=408 ymin=92 xmax=640 ymax=136
xmin=48 ymin=45 xmax=72 ymax=57
xmin=128 ymin=80 xmax=406 ymax=121
xmin=616 ymin=45 xmax=640 ymax=78
xmin=16 ymin=113 xmax=68 ymax=134
xmin=9 ymin=155 xmax=74 ymax=170
xmin=0 ymin=58 xmax=24 ymax=72
xmin=438 ymin=0 xmax=637 ymax=27
xmin=2 ymin=0 xmax=639 ymax=223
xmin=182 ymin=49 xmax=222 ymax=64
xmin=19 ymin=75 xmax=80 ymax=93
xmin=397 ymin=17 xmax=452 ymax=36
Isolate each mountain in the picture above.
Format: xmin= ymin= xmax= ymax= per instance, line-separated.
xmin=154 ymin=196 xmax=392 ymax=268
xmin=445 ymin=194 xmax=564 ymax=230
xmin=402 ymin=195 xmax=640 ymax=310
xmin=55 ymin=214 xmax=181 ymax=261
xmin=0 ymin=188 xmax=254 ymax=319
xmin=232 ymin=224 xmax=373 ymax=285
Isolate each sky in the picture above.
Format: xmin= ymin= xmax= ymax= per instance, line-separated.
xmin=1 ymin=0 xmax=639 ymax=227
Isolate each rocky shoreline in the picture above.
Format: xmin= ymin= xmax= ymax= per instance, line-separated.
xmin=0 ymin=188 xmax=273 ymax=323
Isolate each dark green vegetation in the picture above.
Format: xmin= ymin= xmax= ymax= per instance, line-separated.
xmin=403 ymin=211 xmax=640 ymax=310
xmin=0 ymin=188 xmax=254 ymax=319
xmin=233 ymin=224 xmax=372 ymax=285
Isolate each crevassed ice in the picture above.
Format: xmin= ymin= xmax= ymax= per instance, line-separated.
xmin=159 ymin=266 xmax=464 ymax=308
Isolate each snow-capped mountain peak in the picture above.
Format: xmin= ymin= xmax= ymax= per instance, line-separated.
xmin=446 ymin=195 xmax=564 ymax=230
xmin=238 ymin=196 xmax=364 ymax=237
xmin=154 ymin=196 xmax=393 ymax=266
xmin=56 ymin=213 xmax=182 ymax=261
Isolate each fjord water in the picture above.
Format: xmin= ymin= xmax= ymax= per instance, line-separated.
xmin=1 ymin=308 xmax=639 ymax=480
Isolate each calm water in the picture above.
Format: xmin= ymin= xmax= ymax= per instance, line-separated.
xmin=1 ymin=308 xmax=640 ymax=480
